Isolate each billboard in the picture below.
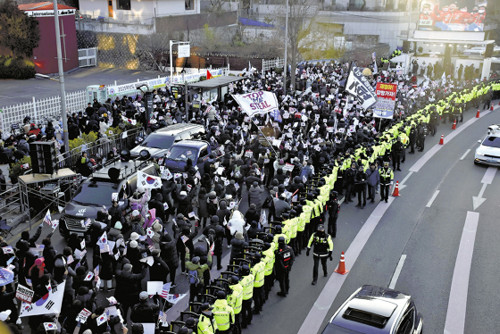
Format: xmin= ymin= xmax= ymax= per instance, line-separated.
xmin=418 ymin=0 xmax=487 ymax=32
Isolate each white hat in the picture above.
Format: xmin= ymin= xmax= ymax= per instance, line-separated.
xmin=179 ymin=191 xmax=187 ymax=197
xmin=129 ymin=240 xmax=138 ymax=248
xmin=132 ymin=210 xmax=140 ymax=216
xmin=114 ymin=221 xmax=122 ymax=230
xmin=130 ymin=232 xmax=140 ymax=241
xmin=0 ymin=310 xmax=11 ymax=321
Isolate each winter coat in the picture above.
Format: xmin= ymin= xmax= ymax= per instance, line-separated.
xmin=160 ymin=237 xmax=179 ymax=267
xmin=248 ymin=185 xmax=263 ymax=210
xmin=198 ymin=193 xmax=209 ymax=218
xmin=149 ymin=255 xmax=169 ymax=282
xmin=366 ymin=168 xmax=380 ymax=187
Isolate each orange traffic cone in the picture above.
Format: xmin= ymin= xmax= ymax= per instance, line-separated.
xmin=491 ymin=105 xmax=494 ymax=111
xmin=334 ymin=252 xmax=349 ymax=275
xmin=439 ymin=134 xmax=444 ymax=145
xmin=392 ymin=181 xmax=400 ymax=197
xmin=476 ymin=109 xmax=480 ymax=118
xmin=452 ymin=119 xmax=456 ymax=130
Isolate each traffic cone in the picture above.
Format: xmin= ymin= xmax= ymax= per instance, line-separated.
xmin=476 ymin=109 xmax=480 ymax=118
xmin=439 ymin=134 xmax=444 ymax=145
xmin=334 ymin=252 xmax=349 ymax=275
xmin=392 ymin=181 xmax=400 ymax=197
xmin=452 ymin=119 xmax=456 ymax=130
xmin=491 ymin=105 xmax=494 ymax=111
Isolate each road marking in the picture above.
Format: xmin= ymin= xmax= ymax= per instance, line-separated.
xmin=388 ymin=254 xmax=407 ymax=289
xmin=472 ymin=167 xmax=496 ymax=210
xmin=298 ymin=197 xmax=394 ymax=334
xmin=460 ymin=149 xmax=471 ymax=160
xmin=400 ymin=171 xmax=413 ymax=186
xmin=426 ymin=190 xmax=440 ymax=208
xmin=444 ymin=211 xmax=479 ymax=334
xmin=409 ymin=109 xmax=493 ymax=173
xmin=481 ymin=167 xmax=497 ymax=184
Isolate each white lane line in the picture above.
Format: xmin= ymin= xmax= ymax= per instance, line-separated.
xmin=298 ymin=197 xmax=395 ymax=334
xmin=426 ymin=190 xmax=440 ymax=208
xmin=443 ymin=211 xmax=479 ymax=334
xmin=460 ymin=149 xmax=471 ymax=160
xmin=401 ymin=171 xmax=413 ymax=185
xmin=481 ymin=167 xmax=497 ymax=184
xmin=388 ymin=254 xmax=407 ymax=289
xmin=409 ymin=109 xmax=493 ymax=173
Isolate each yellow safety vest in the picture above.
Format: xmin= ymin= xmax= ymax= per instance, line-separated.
xmin=240 ymin=274 xmax=254 ymax=300
xmin=212 ymin=299 xmax=234 ymax=331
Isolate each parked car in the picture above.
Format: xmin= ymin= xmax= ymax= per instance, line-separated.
xmin=59 ymin=157 xmax=158 ymax=237
xmin=321 ymin=285 xmax=423 ymax=334
xmin=474 ymin=133 xmax=500 ymax=166
xmin=163 ymin=140 xmax=216 ymax=174
xmin=130 ymin=123 xmax=205 ymax=159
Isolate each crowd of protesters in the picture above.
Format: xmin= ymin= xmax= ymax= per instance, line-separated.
xmin=0 ymin=59 xmax=498 ymax=334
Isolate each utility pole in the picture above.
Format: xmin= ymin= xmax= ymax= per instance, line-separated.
xmin=53 ymin=0 xmax=69 ymax=154
xmin=283 ymin=0 xmax=289 ymax=95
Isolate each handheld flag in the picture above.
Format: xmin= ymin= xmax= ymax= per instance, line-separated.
xmin=43 ymin=323 xmax=58 ymax=331
xmin=96 ymin=312 xmax=107 ymax=326
xmin=43 ymin=210 xmax=52 ymax=227
xmin=159 ymin=282 xmax=171 ymax=299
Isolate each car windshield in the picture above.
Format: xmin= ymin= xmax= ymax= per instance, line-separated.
xmin=167 ymin=146 xmax=199 ymax=162
xmin=481 ymin=136 xmax=500 ymax=148
xmin=322 ymin=323 xmax=364 ymax=334
xmin=142 ymin=133 xmax=175 ymax=149
xmin=72 ymin=182 xmax=116 ymax=206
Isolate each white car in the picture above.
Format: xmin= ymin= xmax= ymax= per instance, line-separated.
xmin=474 ymin=135 xmax=500 ymax=166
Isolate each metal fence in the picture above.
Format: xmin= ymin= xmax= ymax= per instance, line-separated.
xmin=59 ymin=126 xmax=145 ymax=169
xmin=0 ymin=91 xmax=87 ymax=136
xmin=262 ymin=58 xmax=284 ymax=74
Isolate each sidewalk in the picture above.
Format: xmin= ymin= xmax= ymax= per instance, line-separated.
xmin=0 ymin=67 xmax=164 ymax=107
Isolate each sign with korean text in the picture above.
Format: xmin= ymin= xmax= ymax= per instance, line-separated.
xmin=373 ymin=82 xmax=397 ymax=119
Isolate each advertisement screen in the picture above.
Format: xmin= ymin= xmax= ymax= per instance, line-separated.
xmin=418 ymin=0 xmax=487 ymax=32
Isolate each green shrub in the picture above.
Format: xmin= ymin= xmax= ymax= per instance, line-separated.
xmin=0 ymin=56 xmax=35 ymax=79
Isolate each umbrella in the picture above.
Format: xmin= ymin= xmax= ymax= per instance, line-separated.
xmin=0 ymin=267 xmax=14 ymax=286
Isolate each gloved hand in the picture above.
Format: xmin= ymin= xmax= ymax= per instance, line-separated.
xmin=329 ymin=255 xmax=333 ymax=261
xmin=329 ymin=251 xmax=333 ymax=261
xmin=306 ymin=249 xmax=310 ymax=256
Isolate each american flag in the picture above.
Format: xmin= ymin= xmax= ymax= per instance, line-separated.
xmin=43 ymin=210 xmax=52 ymax=226
xmin=159 ymin=283 xmax=171 ymax=299
xmin=158 ymin=310 xmax=168 ymax=326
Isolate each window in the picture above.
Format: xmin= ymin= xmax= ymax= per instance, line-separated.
xmin=185 ymin=0 xmax=192 ymax=10
xmin=396 ymin=307 xmax=415 ymax=334
xmin=118 ymin=0 xmax=130 ymax=10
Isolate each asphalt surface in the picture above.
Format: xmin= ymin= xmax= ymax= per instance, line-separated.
xmin=0 ymin=67 xmax=164 ymax=107
xmin=6 ymin=102 xmax=500 ymax=333
xmin=243 ymin=103 xmax=500 ymax=334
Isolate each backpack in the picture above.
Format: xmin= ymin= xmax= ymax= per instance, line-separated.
xmin=188 ymin=268 xmax=200 ymax=285
xmin=277 ymin=247 xmax=293 ymax=269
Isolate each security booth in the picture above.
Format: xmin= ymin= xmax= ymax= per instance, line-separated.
xmin=186 ymin=76 xmax=245 ymax=117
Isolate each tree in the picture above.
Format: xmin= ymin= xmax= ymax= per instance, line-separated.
xmin=0 ymin=0 xmax=40 ymax=58
xmin=282 ymin=0 xmax=318 ymax=91
xmin=298 ymin=19 xmax=345 ymax=62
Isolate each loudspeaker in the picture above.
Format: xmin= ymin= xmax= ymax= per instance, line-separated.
xmin=29 ymin=141 xmax=57 ymax=174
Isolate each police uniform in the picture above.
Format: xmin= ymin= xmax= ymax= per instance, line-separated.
xmin=379 ymin=162 xmax=393 ymax=202
xmin=307 ymin=225 xmax=334 ymax=285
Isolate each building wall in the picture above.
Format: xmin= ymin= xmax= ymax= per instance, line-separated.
xmin=33 ymin=15 xmax=79 ymax=74
xmin=79 ymin=0 xmax=200 ymax=22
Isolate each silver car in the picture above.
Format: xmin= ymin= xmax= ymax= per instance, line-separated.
xmin=322 ymin=285 xmax=423 ymax=334
xmin=474 ymin=135 xmax=500 ymax=166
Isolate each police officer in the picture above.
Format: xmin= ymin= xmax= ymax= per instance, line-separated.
xmin=212 ymin=291 xmax=234 ymax=334
xmin=379 ymin=161 xmax=393 ymax=203
xmin=275 ymin=236 xmax=295 ymax=296
xmin=307 ymin=224 xmax=334 ymax=285
xmin=250 ymin=253 xmax=265 ymax=315
xmin=227 ymin=275 xmax=243 ymax=334
xmin=409 ymin=124 xmax=417 ymax=154
xmin=391 ymin=137 xmax=404 ymax=171
xmin=239 ymin=264 xmax=254 ymax=328
xmin=197 ymin=302 xmax=217 ymax=334
xmin=327 ymin=190 xmax=339 ymax=238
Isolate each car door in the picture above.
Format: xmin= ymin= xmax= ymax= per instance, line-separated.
xmin=394 ymin=304 xmax=416 ymax=334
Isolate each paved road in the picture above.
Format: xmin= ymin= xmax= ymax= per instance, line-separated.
xmin=244 ymin=103 xmax=500 ymax=334
xmin=0 ymin=67 xmax=163 ymax=107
